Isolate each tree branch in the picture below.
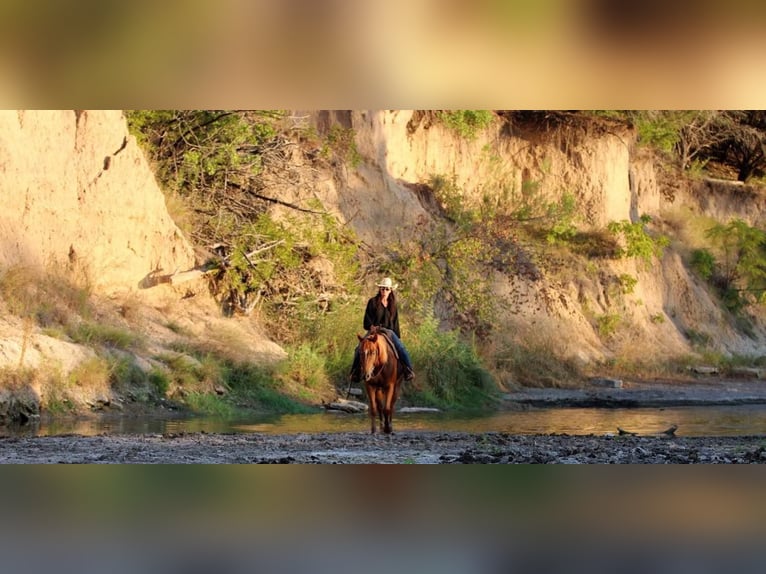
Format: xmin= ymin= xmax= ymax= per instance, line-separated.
xmin=229 ymin=182 xmax=326 ymax=214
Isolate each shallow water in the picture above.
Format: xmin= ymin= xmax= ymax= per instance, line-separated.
xmin=8 ymin=404 xmax=766 ymax=437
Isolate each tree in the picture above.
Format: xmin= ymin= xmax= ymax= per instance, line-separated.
xmin=674 ymin=110 xmax=728 ymax=171
xmin=710 ymin=111 xmax=766 ymax=182
xmin=705 ymin=219 xmax=766 ymax=310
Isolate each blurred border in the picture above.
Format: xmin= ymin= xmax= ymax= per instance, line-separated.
xmin=0 ymin=465 xmax=764 ymax=573
xmin=2 ymin=1 xmax=766 ymax=571
xmin=1 ymin=0 xmax=766 ymax=109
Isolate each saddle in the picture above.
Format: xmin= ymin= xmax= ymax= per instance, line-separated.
xmin=376 ymin=328 xmax=400 ymax=362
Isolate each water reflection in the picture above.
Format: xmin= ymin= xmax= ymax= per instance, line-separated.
xmin=5 ymin=404 xmax=766 ymax=438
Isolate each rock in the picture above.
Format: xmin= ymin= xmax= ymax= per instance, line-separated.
xmin=0 ymin=391 xmax=40 ymax=424
xmin=324 ymin=399 xmax=368 ymax=413
xmin=398 ymin=407 xmax=441 ymax=413
xmin=590 ymin=377 xmax=623 ymax=389
xmin=689 ymin=366 xmax=719 ymax=375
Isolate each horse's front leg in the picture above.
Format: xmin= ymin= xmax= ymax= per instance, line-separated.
xmin=382 ymin=384 xmax=396 ymax=434
xmin=376 ymin=388 xmax=385 ymax=428
xmin=365 ymin=383 xmax=377 ymax=434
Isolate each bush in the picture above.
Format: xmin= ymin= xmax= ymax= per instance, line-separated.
xmin=608 ymin=215 xmax=670 ymax=262
xmin=406 ymin=311 xmax=497 ymax=409
xmin=690 ymin=248 xmax=716 ymax=280
xmin=438 ymin=110 xmax=494 ymax=140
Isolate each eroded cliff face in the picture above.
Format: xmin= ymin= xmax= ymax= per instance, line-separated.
xmin=0 ymin=109 xmax=762 ymax=406
xmin=0 ymin=111 xmax=285 ymax=414
xmin=309 ymin=110 xmax=766 ymax=363
xmin=0 ymin=110 xmax=195 ymax=294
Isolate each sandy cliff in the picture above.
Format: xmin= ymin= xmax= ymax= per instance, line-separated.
xmin=308 ymin=110 xmax=766 ymax=363
xmin=0 ymin=111 xmax=284 ymax=415
xmin=0 ymin=110 xmax=197 ymax=294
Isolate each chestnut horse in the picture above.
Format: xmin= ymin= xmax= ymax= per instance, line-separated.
xmin=356 ymin=326 xmax=403 ymax=434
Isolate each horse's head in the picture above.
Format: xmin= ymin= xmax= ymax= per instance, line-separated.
xmin=357 ymin=327 xmax=384 ymax=382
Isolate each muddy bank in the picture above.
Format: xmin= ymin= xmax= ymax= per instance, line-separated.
xmin=0 ymin=430 xmax=764 ymax=464
xmin=500 ymin=377 xmax=766 ymax=409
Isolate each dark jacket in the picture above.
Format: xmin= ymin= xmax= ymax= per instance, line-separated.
xmin=363 ymin=294 xmax=400 ymax=338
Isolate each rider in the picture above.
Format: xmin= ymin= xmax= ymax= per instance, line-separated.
xmin=349 ymin=277 xmax=415 ymax=382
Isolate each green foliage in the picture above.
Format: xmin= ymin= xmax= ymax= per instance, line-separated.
xmin=596 ymin=313 xmax=621 ymax=338
xmin=126 ymin=110 xmax=281 ymax=198
xmin=183 ymin=392 xmax=237 ymax=417
xmin=128 ymin=110 xmax=355 ymax=320
xmin=108 ymin=356 xmax=149 ymax=389
xmin=277 ymin=344 xmax=328 ymax=390
xmin=209 ymin=205 xmax=361 ymax=322
xmin=438 ymin=110 xmax=494 ymax=140
xmin=406 ymin=310 xmax=498 ymax=409
xmin=703 ymin=219 xmax=766 ymax=310
xmin=545 ymin=192 xmax=578 ymax=244
xmin=147 ymin=368 xmax=170 ymax=396
xmin=607 ymin=215 xmax=670 ymax=262
xmin=66 ymin=322 xmax=141 ymax=350
xmin=632 ymin=111 xmax=683 ymax=153
xmin=323 ymin=124 xmax=362 ymax=167
xmin=690 ymin=248 xmax=716 ymax=280
xmin=430 ymin=174 xmax=477 ymax=228
xmin=617 ymin=274 xmax=638 ymax=295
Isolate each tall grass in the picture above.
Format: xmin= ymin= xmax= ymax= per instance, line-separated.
xmin=0 ymin=265 xmax=91 ymax=326
xmin=491 ymin=339 xmax=586 ymax=389
xmin=406 ymin=310 xmax=498 ymax=410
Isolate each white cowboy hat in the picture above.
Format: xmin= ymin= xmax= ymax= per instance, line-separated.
xmin=376 ymin=277 xmax=398 ymax=290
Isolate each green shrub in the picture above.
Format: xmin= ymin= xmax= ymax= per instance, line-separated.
xmin=632 ymin=112 xmax=681 ymax=153
xmin=278 ymin=344 xmax=328 ymax=390
xmin=608 ymin=215 xmax=670 ymax=262
xmin=148 ymin=368 xmax=170 ymax=396
xmin=406 ymin=311 xmax=497 ymax=409
xmin=184 ymin=392 xmax=236 ymax=417
xmin=690 ymin=248 xmax=716 ymax=280
xmin=438 ymin=110 xmax=494 ymax=140
xmin=617 ymin=274 xmax=638 ymax=294
xmin=596 ymin=313 xmax=621 ymax=338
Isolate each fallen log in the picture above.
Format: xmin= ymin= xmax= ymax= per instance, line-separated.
xmin=324 ymin=399 xmax=368 ymax=413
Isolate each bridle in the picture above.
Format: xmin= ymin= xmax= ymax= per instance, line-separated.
xmin=360 ymin=341 xmax=384 ymax=380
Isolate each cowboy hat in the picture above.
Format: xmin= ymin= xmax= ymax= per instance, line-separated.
xmin=376 ymin=277 xmax=398 ymax=290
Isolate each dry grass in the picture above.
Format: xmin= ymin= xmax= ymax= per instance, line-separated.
xmin=0 ymin=264 xmax=92 ymax=327
xmin=662 ymin=207 xmax=719 ymax=254
xmin=163 ymin=190 xmax=196 ymax=239
xmin=486 ymin=333 xmax=586 ymax=389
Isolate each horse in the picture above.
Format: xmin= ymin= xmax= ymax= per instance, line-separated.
xmin=356 ymin=326 xmax=403 ymax=434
